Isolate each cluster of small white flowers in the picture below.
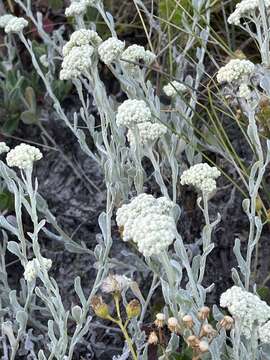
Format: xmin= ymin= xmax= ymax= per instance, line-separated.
xmin=3 ymin=16 xmax=28 ymax=34
xmin=63 ymin=29 xmax=101 ymax=56
xmin=0 ymin=14 xmax=15 ymax=28
xmin=6 ymin=143 xmax=43 ymax=169
xmin=65 ymin=0 xmax=97 ymax=17
xmin=127 ymin=122 xmax=167 ymax=146
xmin=220 ymin=286 xmax=270 ymax=338
xmin=259 ymin=321 xmax=270 ymax=343
xmin=228 ymin=0 xmax=270 ymax=25
xmin=180 ymin=163 xmax=221 ymax=195
xmin=217 ymin=59 xmax=255 ymax=84
xmin=121 ymin=44 xmax=156 ymax=74
xmin=0 ymin=142 xmax=10 ymax=155
xmin=24 ymin=257 xmax=52 ymax=282
xmin=98 ymin=37 xmax=125 ymax=65
xmin=163 ymin=81 xmax=187 ymax=97
xmin=60 ymin=44 xmax=93 ymax=80
xmin=116 ymin=99 xmax=151 ymax=128
xmin=238 ymin=83 xmax=251 ymax=99
xmin=116 ymin=194 xmax=176 ymax=256
xmin=101 ymin=274 xmax=131 ymax=293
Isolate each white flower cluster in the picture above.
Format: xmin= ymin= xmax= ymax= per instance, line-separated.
xmin=62 ymin=29 xmax=102 ymax=56
xmin=238 ymin=83 xmax=251 ymax=99
xmin=180 ymin=163 xmax=221 ymax=196
xmin=259 ymin=321 xmax=270 ymax=343
xmin=127 ymin=122 xmax=167 ymax=146
xmin=24 ymin=257 xmax=52 ymax=282
xmin=228 ymin=0 xmax=270 ymax=25
xmin=6 ymin=143 xmax=43 ymax=170
xmin=116 ymin=194 xmax=176 ymax=256
xmin=121 ymin=44 xmax=156 ymax=74
xmin=163 ymin=81 xmax=187 ymax=97
xmin=60 ymin=44 xmax=93 ymax=80
xmin=220 ymin=286 xmax=270 ymax=339
xmin=98 ymin=37 xmax=125 ymax=65
xmin=65 ymin=0 xmax=97 ymax=17
xmin=0 ymin=15 xmax=28 ymax=33
xmin=0 ymin=142 xmax=10 ymax=155
xmin=216 ymin=59 xmax=255 ymax=84
xmin=116 ymin=99 xmax=151 ymax=128
xmin=101 ymin=274 xmax=131 ymax=293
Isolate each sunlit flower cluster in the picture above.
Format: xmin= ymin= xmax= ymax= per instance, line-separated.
xmin=180 ymin=163 xmax=221 ymax=196
xmin=24 ymin=257 xmax=52 ymax=282
xmin=0 ymin=142 xmax=10 ymax=155
xmin=163 ymin=81 xmax=187 ymax=97
xmin=228 ymin=0 xmax=270 ymax=25
xmin=116 ymin=194 xmax=176 ymax=256
xmin=1 ymin=16 xmax=28 ymax=33
xmin=6 ymin=143 xmax=43 ymax=169
xmin=216 ymin=59 xmax=255 ymax=84
xmin=127 ymin=122 xmax=167 ymax=146
xmin=98 ymin=37 xmax=125 ymax=65
xmin=63 ymin=29 xmax=102 ymax=56
xmin=220 ymin=286 xmax=270 ymax=338
xmin=60 ymin=44 xmax=93 ymax=80
xmin=121 ymin=44 xmax=156 ymax=74
xmin=116 ymin=99 xmax=151 ymax=128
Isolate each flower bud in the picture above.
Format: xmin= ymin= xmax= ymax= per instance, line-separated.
xmin=197 ymin=306 xmax=210 ymax=321
xmin=219 ymin=315 xmax=234 ymax=330
xmin=200 ymin=324 xmax=216 ymax=337
xmin=148 ymin=331 xmax=158 ymax=345
xmin=91 ymin=296 xmax=110 ymax=319
xmin=182 ymin=314 xmax=194 ymax=328
xmin=167 ymin=317 xmax=179 ymax=333
xmin=255 ymin=197 xmax=263 ymax=213
xmin=155 ymin=313 xmax=165 ymax=328
xmin=186 ymin=335 xmax=199 ymax=348
xmin=126 ymin=299 xmax=141 ymax=319
xmin=198 ymin=340 xmax=209 ymax=353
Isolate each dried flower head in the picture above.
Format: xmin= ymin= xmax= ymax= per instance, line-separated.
xmin=148 ymin=331 xmax=158 ymax=345
xmin=126 ymin=299 xmax=141 ymax=319
xmin=182 ymin=314 xmax=194 ymax=329
xmin=219 ymin=315 xmax=234 ymax=330
xmin=101 ymin=274 xmax=131 ymax=294
xmin=0 ymin=142 xmax=10 ymax=155
xmin=197 ymin=306 xmax=210 ymax=321
xmin=155 ymin=313 xmax=165 ymax=328
xmin=91 ymin=296 xmax=110 ymax=319
xmin=200 ymin=324 xmax=216 ymax=337
xmin=167 ymin=317 xmax=179 ymax=333
xmin=6 ymin=143 xmax=43 ymax=169
xmin=198 ymin=340 xmax=209 ymax=353
xmin=186 ymin=335 xmax=199 ymax=348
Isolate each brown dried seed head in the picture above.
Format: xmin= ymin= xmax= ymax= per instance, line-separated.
xmin=91 ymin=296 xmax=110 ymax=319
xmin=197 ymin=306 xmax=210 ymax=321
xmin=148 ymin=331 xmax=158 ymax=345
xmin=155 ymin=313 xmax=165 ymax=328
xmin=220 ymin=315 xmax=234 ymax=330
xmin=126 ymin=299 xmax=141 ymax=319
xmin=198 ymin=340 xmax=209 ymax=353
xmin=182 ymin=314 xmax=194 ymax=328
xmin=201 ymin=324 xmax=216 ymax=337
xmin=167 ymin=317 xmax=179 ymax=333
xmin=186 ymin=335 xmax=199 ymax=348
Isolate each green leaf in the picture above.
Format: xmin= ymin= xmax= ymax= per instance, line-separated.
xmin=24 ymin=86 xmax=37 ymax=112
xmin=20 ymin=110 xmax=39 ymax=125
xmin=0 ymin=191 xmax=14 ymax=211
xmin=258 ymin=287 xmax=270 ymax=305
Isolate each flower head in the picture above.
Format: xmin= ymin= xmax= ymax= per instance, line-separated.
xmin=228 ymin=0 xmax=270 ymax=25
xmin=60 ymin=44 xmax=93 ymax=80
xmin=4 ymin=17 xmax=28 ymax=33
xmin=6 ymin=143 xmax=43 ymax=169
xmin=65 ymin=0 xmax=97 ymax=16
xmin=121 ymin=44 xmax=156 ymax=74
xmin=238 ymin=83 xmax=251 ymax=99
xmin=0 ymin=142 xmax=10 ymax=155
xmin=63 ymin=29 xmax=101 ymax=56
xmin=155 ymin=313 xmax=165 ymax=328
xmin=116 ymin=99 xmax=151 ymax=128
xmin=101 ymin=274 xmax=131 ymax=293
xmin=24 ymin=257 xmax=52 ymax=282
xmin=98 ymin=37 xmax=125 ymax=65
xmin=0 ymin=14 xmax=15 ymax=28
xmin=127 ymin=122 xmax=167 ymax=146
xmin=180 ymin=163 xmax=221 ymax=196
xmin=259 ymin=320 xmax=270 ymax=343
xmin=163 ymin=81 xmax=187 ymax=97
xmin=220 ymin=286 xmax=270 ymax=338
xmin=217 ymin=59 xmax=255 ymax=84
